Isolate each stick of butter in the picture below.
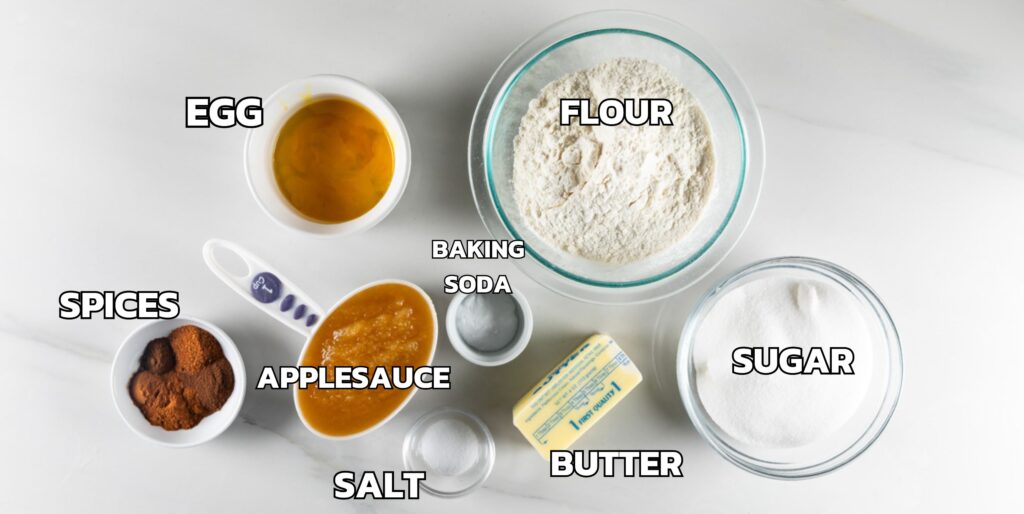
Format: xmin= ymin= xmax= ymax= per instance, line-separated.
xmin=513 ymin=334 xmax=642 ymax=459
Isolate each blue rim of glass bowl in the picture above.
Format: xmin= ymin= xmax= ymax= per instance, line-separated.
xmin=484 ymin=28 xmax=747 ymax=288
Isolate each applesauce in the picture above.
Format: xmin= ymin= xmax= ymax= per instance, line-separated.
xmin=297 ymin=282 xmax=434 ymax=436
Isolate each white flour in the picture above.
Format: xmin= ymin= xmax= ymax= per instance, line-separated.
xmin=513 ymin=58 xmax=715 ymax=264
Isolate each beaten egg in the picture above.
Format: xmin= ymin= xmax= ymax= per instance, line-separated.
xmin=273 ymin=96 xmax=395 ymax=224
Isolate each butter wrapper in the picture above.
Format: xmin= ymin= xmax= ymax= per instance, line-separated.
xmin=512 ymin=334 xmax=642 ymax=459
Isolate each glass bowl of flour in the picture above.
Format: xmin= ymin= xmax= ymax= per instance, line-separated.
xmin=469 ymin=10 xmax=765 ymax=303
xmin=677 ymin=257 xmax=903 ymax=479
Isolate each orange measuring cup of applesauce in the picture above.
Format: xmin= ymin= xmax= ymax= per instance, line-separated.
xmin=202 ymin=239 xmax=437 ymax=439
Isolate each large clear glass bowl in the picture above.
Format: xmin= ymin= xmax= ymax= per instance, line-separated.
xmin=677 ymin=257 xmax=904 ymax=479
xmin=468 ymin=10 xmax=765 ymax=304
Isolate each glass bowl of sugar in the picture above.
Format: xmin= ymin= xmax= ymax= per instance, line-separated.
xmin=677 ymin=257 xmax=903 ymax=479
xmin=469 ymin=10 xmax=765 ymax=304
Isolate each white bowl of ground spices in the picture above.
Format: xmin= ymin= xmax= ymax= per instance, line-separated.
xmin=469 ymin=10 xmax=765 ymax=304
xmin=110 ymin=317 xmax=246 ymax=447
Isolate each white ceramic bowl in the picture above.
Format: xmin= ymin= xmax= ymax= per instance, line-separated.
xmin=110 ymin=317 xmax=246 ymax=447
xmin=244 ymin=75 xmax=411 ymax=237
xmin=445 ymin=289 xmax=533 ymax=366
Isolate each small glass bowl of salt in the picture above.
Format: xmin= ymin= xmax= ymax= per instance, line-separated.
xmin=402 ymin=408 xmax=496 ymax=497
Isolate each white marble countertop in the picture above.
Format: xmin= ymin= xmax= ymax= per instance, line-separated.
xmin=1 ymin=0 xmax=1022 ymax=511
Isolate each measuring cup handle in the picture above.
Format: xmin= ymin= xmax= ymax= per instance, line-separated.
xmin=202 ymin=239 xmax=324 ymax=337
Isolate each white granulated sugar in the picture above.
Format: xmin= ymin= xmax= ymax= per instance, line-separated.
xmin=513 ymin=58 xmax=715 ymax=264
xmin=693 ymin=276 xmax=874 ymax=449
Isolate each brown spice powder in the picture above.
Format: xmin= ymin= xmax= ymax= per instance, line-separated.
xmin=128 ymin=325 xmax=234 ymax=430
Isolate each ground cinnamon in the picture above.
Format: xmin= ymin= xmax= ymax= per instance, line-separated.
xmin=128 ymin=325 xmax=234 ymax=430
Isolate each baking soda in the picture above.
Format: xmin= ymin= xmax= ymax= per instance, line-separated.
xmin=693 ymin=276 xmax=874 ymax=448
xmin=455 ymin=293 xmax=521 ymax=352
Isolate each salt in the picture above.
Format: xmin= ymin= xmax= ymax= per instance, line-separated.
xmin=455 ymin=293 xmax=521 ymax=353
xmin=693 ymin=276 xmax=874 ymax=449
xmin=420 ymin=418 xmax=480 ymax=476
